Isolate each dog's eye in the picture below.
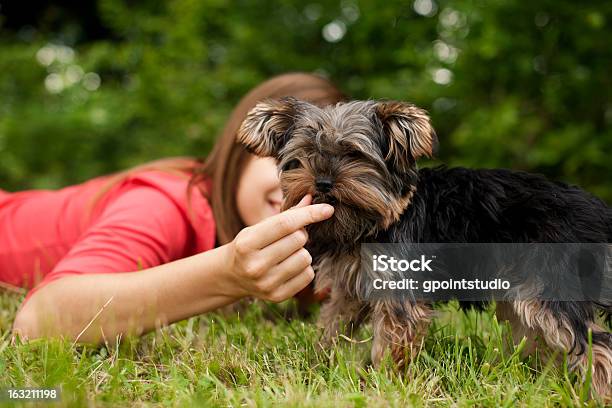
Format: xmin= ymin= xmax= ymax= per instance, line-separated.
xmin=281 ymin=159 xmax=301 ymax=171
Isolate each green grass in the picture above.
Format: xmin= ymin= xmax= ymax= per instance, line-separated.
xmin=0 ymin=291 xmax=607 ymax=407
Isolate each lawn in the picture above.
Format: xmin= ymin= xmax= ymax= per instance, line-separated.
xmin=0 ymin=290 xmax=607 ymax=407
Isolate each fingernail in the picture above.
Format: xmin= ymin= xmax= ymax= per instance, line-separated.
xmin=319 ymin=204 xmax=334 ymax=217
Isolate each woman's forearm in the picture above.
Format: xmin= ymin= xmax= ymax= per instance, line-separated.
xmin=12 ymin=244 xmax=239 ymax=343
xmin=12 ymin=199 xmax=331 ymax=343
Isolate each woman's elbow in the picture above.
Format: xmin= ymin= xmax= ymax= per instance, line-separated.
xmin=12 ymin=290 xmax=86 ymax=342
xmin=12 ymin=299 xmax=42 ymax=340
xmin=12 ymin=282 xmax=123 ymax=344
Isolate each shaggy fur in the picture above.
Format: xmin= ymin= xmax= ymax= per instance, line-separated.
xmin=237 ymin=97 xmax=612 ymax=398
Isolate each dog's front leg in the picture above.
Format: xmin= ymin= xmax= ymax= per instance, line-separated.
xmin=317 ymin=287 xmax=369 ymax=344
xmin=370 ymin=299 xmax=432 ymax=368
xmin=314 ymin=253 xmax=368 ymax=344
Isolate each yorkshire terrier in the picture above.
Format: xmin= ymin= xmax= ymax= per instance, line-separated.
xmin=237 ymin=97 xmax=612 ymax=397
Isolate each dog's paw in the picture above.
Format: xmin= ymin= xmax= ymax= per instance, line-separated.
xmin=371 ymin=334 xmax=417 ymax=371
xmin=318 ymin=325 xmax=342 ymax=347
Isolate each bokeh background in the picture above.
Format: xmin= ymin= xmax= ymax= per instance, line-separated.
xmin=1 ymin=0 xmax=610 ymax=201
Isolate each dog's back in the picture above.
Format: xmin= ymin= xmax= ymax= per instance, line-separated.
xmin=383 ymin=165 xmax=612 ymax=319
xmin=384 ymin=166 xmax=611 ymax=244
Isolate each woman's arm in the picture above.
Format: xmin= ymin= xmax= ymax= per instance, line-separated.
xmin=12 ymin=196 xmax=333 ymax=343
xmin=12 ymin=244 xmax=236 ymax=343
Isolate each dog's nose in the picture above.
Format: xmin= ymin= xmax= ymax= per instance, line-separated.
xmin=315 ymin=177 xmax=334 ymax=193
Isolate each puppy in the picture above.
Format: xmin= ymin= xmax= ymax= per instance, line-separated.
xmin=237 ymin=97 xmax=612 ymax=397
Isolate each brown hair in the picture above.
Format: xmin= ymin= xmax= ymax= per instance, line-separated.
xmin=89 ymin=72 xmax=347 ymax=245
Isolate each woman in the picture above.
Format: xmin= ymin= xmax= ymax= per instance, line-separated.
xmin=1 ymin=72 xmax=345 ymax=343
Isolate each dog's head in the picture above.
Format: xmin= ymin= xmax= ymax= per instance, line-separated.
xmin=237 ymin=97 xmax=437 ymax=244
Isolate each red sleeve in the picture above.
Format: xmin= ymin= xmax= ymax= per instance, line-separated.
xmin=24 ymin=184 xmax=192 ymax=300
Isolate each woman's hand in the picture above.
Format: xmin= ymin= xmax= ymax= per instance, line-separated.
xmin=225 ymin=195 xmax=334 ymax=302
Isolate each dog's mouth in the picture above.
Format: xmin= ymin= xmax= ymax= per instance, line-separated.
xmin=305 ymin=194 xmax=380 ymax=245
xmin=312 ymin=193 xmax=337 ymax=205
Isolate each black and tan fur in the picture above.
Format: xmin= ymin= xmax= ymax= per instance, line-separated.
xmin=237 ymin=97 xmax=612 ymax=398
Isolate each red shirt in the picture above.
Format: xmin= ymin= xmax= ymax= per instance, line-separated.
xmin=0 ymin=170 xmax=216 ymax=301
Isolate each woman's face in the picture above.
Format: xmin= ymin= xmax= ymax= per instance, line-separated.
xmin=236 ymin=155 xmax=283 ymax=226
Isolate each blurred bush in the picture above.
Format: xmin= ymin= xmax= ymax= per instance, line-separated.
xmin=0 ymin=0 xmax=610 ymax=201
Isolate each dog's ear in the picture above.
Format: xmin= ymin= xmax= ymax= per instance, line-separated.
xmin=374 ymin=101 xmax=438 ymax=170
xmin=237 ymin=97 xmax=302 ymax=157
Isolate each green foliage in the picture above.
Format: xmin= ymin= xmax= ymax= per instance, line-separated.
xmin=0 ymin=0 xmax=610 ymax=201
